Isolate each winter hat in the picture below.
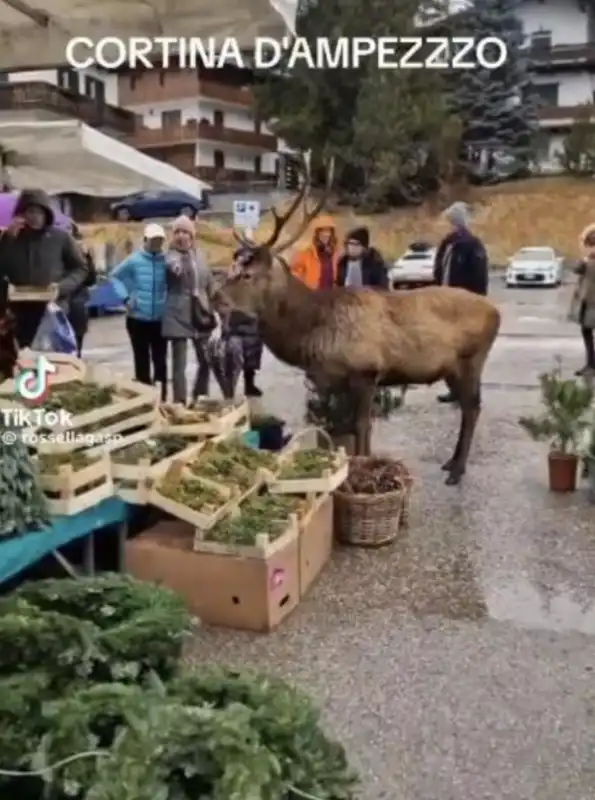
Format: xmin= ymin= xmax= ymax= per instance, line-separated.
xmin=346 ymin=227 xmax=369 ymax=248
xmin=143 ymin=222 xmax=165 ymax=240
xmin=444 ymin=201 xmax=470 ymax=228
xmin=172 ymin=215 xmax=195 ymax=237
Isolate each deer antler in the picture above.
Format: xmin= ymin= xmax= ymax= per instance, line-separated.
xmin=273 ymin=155 xmax=335 ymax=255
xmin=231 ymin=153 xmax=334 ymax=253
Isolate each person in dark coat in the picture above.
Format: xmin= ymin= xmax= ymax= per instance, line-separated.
xmin=336 ymin=227 xmax=388 ymax=288
xmin=69 ymin=224 xmax=97 ymax=357
xmin=433 ymin=201 xmax=489 ymax=403
xmin=229 ymin=247 xmax=263 ymax=396
xmin=0 ymin=189 xmax=89 ymax=347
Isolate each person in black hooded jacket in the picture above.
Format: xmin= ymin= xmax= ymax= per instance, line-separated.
xmin=0 ymin=189 xmax=89 ymax=347
xmin=69 ymin=224 xmax=97 ymax=357
xmin=336 ymin=227 xmax=388 ymax=288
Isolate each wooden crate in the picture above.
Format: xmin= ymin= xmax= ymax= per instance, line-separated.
xmin=87 ymin=427 xmax=206 ymax=505
xmin=263 ymin=440 xmax=348 ymax=495
xmin=34 ymin=368 xmax=160 ymax=454
xmin=37 ymin=453 xmax=114 ymax=516
xmin=125 ymin=515 xmax=300 ymax=631
xmin=149 ymin=460 xmax=238 ymax=530
xmin=8 ymin=283 xmax=57 ymax=302
xmin=298 ymin=494 xmax=334 ymax=595
xmin=160 ymin=397 xmax=249 ymax=437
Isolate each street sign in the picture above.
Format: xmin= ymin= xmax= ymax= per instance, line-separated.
xmin=233 ymin=200 xmax=261 ymax=232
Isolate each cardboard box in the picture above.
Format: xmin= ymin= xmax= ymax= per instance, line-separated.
xmin=299 ymin=494 xmax=333 ymax=595
xmin=125 ymin=517 xmax=300 ymax=632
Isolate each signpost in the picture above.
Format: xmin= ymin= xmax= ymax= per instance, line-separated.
xmin=233 ymin=200 xmax=261 ymax=237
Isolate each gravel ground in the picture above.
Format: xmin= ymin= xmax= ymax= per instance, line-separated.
xmin=85 ymin=278 xmax=595 ymax=800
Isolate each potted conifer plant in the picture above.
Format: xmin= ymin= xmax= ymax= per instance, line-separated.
xmin=518 ymin=361 xmax=593 ymax=492
xmin=305 ymin=382 xmax=403 ymax=454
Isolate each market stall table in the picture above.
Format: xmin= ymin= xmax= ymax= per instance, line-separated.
xmin=0 ymin=497 xmax=130 ymax=585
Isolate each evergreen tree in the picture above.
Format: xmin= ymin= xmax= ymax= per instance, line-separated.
xmin=254 ymin=0 xmax=451 ymax=205
xmin=0 ymin=424 xmax=49 ymax=538
xmin=448 ymin=0 xmax=538 ymax=175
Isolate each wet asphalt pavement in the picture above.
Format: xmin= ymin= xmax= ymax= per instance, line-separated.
xmin=86 ymin=277 xmax=595 ymax=799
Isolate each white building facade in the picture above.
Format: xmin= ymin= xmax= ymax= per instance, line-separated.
xmin=518 ymin=0 xmax=595 ymax=171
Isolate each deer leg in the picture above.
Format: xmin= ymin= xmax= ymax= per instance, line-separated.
xmin=444 ymin=373 xmax=481 ymax=486
xmin=353 ymin=382 xmax=376 ymax=456
xmin=441 ymin=376 xmax=462 ymax=471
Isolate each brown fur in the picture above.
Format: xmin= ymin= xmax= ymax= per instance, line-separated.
xmin=224 ymin=167 xmax=500 ymax=484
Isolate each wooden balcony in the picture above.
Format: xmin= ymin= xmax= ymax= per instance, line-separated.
xmin=528 ymin=42 xmax=595 ymax=69
xmin=0 ymin=82 xmax=135 ymax=134
xmin=196 ymin=166 xmax=276 ymax=183
xmin=198 ymin=80 xmax=253 ymax=106
xmin=130 ymin=120 xmax=276 ymax=150
xmin=536 ymin=103 xmax=595 ymax=123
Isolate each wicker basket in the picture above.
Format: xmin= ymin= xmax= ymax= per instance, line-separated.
xmin=334 ymin=456 xmax=407 ymax=547
xmin=393 ymin=460 xmax=413 ymax=527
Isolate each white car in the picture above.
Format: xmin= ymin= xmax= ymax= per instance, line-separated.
xmin=506 ymin=247 xmax=562 ymax=287
xmin=388 ymin=244 xmax=436 ymax=288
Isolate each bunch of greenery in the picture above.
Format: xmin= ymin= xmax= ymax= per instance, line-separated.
xmin=306 ymin=381 xmax=403 ymax=436
xmin=0 ymin=422 xmax=49 ymax=539
xmin=0 ymin=576 xmax=359 ymax=800
xmin=518 ymin=360 xmax=594 ymax=454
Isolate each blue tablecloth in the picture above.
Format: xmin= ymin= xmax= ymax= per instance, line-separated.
xmin=0 ymin=497 xmax=130 ymax=585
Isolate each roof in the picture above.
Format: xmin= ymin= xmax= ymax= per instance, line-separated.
xmin=0 ymin=119 xmax=211 ymax=196
xmin=0 ymin=0 xmax=295 ymax=70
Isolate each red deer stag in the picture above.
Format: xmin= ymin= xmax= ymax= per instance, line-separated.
xmin=221 ymin=161 xmax=501 ymax=484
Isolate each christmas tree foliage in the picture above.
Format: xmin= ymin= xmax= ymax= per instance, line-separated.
xmin=305 ymin=382 xmax=402 ymax=436
xmin=0 ymin=424 xmax=49 ymax=538
xmin=449 ymin=0 xmax=538 ymax=174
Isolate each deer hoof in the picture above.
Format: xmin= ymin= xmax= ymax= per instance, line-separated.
xmin=446 ymin=467 xmax=465 ymax=485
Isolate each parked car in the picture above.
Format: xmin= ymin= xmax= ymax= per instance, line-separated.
xmin=110 ymin=189 xmax=208 ymax=221
xmin=388 ymin=242 xmax=436 ymax=289
xmin=505 ymin=246 xmax=562 ymax=288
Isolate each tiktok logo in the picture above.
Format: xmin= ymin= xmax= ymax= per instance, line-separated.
xmin=14 ymin=355 xmax=56 ymax=403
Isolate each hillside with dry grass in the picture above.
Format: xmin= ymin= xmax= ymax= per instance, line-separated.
xmin=81 ymin=176 xmax=595 ymax=268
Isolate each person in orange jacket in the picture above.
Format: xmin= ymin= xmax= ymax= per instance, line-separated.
xmin=290 ymin=214 xmax=338 ymax=289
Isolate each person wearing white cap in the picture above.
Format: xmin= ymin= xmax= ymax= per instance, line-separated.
xmin=110 ymin=223 xmax=168 ymax=399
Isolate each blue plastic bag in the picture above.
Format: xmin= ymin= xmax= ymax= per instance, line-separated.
xmin=31 ymin=303 xmax=77 ymax=354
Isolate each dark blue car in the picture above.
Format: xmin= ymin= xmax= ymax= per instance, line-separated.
xmin=110 ymin=189 xmax=208 ymax=221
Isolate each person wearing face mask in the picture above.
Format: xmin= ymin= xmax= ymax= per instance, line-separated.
xmin=162 ymin=215 xmax=219 ymax=405
xmin=290 ymin=214 xmax=338 ymax=289
xmin=110 ymin=223 xmax=167 ymax=399
xmin=0 ymin=189 xmax=89 ymax=347
xmin=336 ymin=227 xmax=388 ymax=288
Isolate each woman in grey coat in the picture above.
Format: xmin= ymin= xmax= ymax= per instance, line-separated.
xmin=162 ymin=216 xmax=217 ymax=404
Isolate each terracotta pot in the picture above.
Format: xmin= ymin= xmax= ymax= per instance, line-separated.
xmin=548 ymin=452 xmax=578 ymax=492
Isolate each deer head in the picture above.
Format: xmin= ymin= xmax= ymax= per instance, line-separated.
xmin=221 ymin=155 xmax=335 ymax=315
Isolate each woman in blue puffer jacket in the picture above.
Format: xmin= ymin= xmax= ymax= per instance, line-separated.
xmin=110 ymin=223 xmax=168 ymax=400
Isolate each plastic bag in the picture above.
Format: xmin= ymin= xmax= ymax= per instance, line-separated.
xmin=568 ymin=288 xmax=582 ymax=324
xmin=31 ymin=302 xmax=77 ymax=354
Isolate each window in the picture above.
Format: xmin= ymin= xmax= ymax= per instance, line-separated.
xmin=533 ymin=82 xmax=559 ymax=106
xmin=163 ymin=110 xmax=180 ymax=128
xmin=57 ymin=67 xmax=78 ymax=93
xmin=213 ymin=110 xmax=224 ymax=127
xmin=530 ymin=30 xmax=552 ymax=54
xmin=254 ymin=155 xmax=261 ymax=174
xmin=214 ymin=149 xmax=225 ymax=169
